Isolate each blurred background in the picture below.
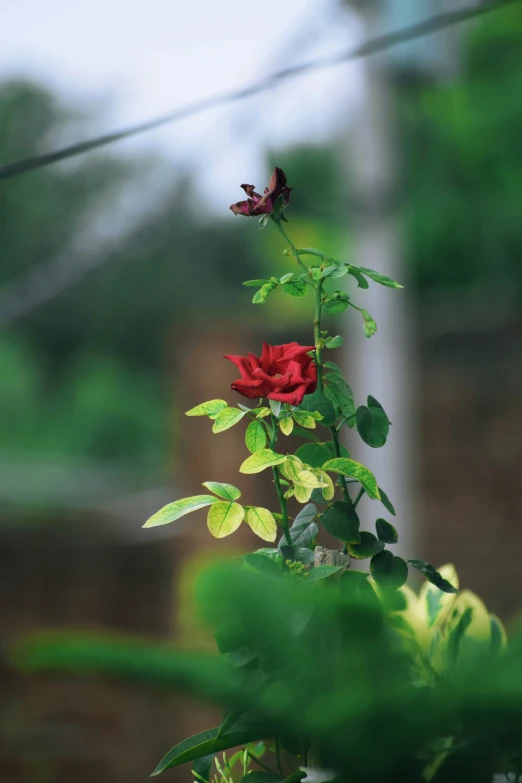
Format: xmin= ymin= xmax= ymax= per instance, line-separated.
xmin=1 ymin=0 xmax=521 ymax=780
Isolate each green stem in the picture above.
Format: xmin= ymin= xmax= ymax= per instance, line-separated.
xmin=247 ymin=753 xmax=274 ymax=774
xmin=353 ymin=487 xmax=365 ymax=509
xmin=270 ymin=414 xmax=292 ymax=547
xmin=275 ymin=738 xmax=284 ymax=776
xmin=274 ymin=220 xmax=310 ymax=277
xmin=274 ymin=220 xmax=353 ymax=517
xmin=314 ymin=281 xmax=324 ymax=392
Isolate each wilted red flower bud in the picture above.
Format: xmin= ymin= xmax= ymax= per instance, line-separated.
xmin=224 ymin=342 xmax=316 ymax=406
xmin=230 ymin=167 xmax=292 ymax=217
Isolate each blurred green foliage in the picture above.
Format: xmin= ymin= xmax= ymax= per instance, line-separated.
xmin=12 ymin=563 xmax=522 ymax=782
xmin=402 ymin=3 xmax=522 ymax=300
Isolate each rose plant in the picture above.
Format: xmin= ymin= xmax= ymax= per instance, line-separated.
xmin=145 ymin=167 xmax=455 ymax=596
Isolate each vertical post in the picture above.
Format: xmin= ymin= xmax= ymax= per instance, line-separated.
xmin=342 ymin=1 xmax=417 ymax=559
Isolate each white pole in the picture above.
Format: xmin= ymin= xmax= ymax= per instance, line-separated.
xmin=343 ymin=3 xmax=418 ymax=559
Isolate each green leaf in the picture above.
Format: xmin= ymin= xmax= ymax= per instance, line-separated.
xmin=241 ymin=552 xmax=282 ymax=578
xmin=360 ymin=266 xmax=403 ymax=289
xmin=324 ymin=375 xmax=356 ymax=424
xmin=240 ymin=449 xmax=286 ymax=474
xmin=280 ymin=503 xmax=318 ymax=548
xmin=320 ymin=501 xmax=360 ymax=544
xmin=295 ymin=442 xmax=335 ymax=468
xmin=360 ymin=308 xmax=377 ymax=338
xmin=215 ymin=710 xmax=243 ymax=741
xmin=298 ymin=389 xmax=337 ymax=427
xmin=152 ymin=726 xmax=268 ymax=775
xmin=241 ymin=774 xmax=286 ymax=783
xmin=356 ymin=402 xmax=389 ymax=448
xmin=375 ymin=518 xmax=398 ymax=544
xmin=243 ymin=279 xmax=271 ymax=287
xmin=370 ymin=550 xmax=408 ymax=590
xmin=325 ymin=335 xmax=343 ymax=349
xmin=192 ymin=753 xmax=215 ymax=783
xmin=323 ymin=293 xmax=350 ymax=315
xmin=279 ymin=273 xmax=294 ymax=284
xmin=279 ymin=416 xmax=294 ymax=436
xmin=323 ymin=361 xmax=343 ymax=376
xmin=245 ymin=507 xmax=278 ymax=543
xmin=378 ymin=486 xmax=396 ymax=516
xmin=245 ymin=421 xmax=268 ymax=453
xmin=346 ymin=266 xmax=370 ymax=289
xmin=269 ymin=399 xmax=282 ymax=417
xmin=143 ymin=495 xmax=217 ymax=527
xmin=347 ymin=531 xmax=385 ymax=560
xmin=207 ymin=501 xmax=244 ymax=538
xmin=292 ymin=411 xmax=317 ymax=429
xmin=322 ymin=458 xmax=380 ymax=500
xmin=306 ymin=565 xmax=343 ymax=583
xmin=186 ymin=399 xmax=228 ymax=417
xmin=252 ymin=281 xmax=277 ymax=304
xmin=323 ymin=264 xmax=348 ymax=279
xmin=212 ymin=408 xmax=247 ymax=433
xmin=375 ymin=518 xmax=399 ymax=545
xmin=202 ymin=482 xmax=241 ymax=502
xmin=407 ymin=560 xmax=459 ymax=594
xmin=283 ymin=280 xmax=308 ymax=297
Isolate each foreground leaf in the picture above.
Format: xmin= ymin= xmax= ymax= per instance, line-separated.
xmin=322 ymin=458 xmax=380 ymax=500
xmin=207 ymin=502 xmax=244 ymax=538
xmin=356 ymin=397 xmax=390 ymax=448
xmin=306 ymin=565 xmax=343 ymax=583
xmin=240 ymin=449 xmax=286 ymax=474
xmin=144 ymin=496 xmax=217 ymax=528
xmin=152 ymin=726 xmax=268 ymax=775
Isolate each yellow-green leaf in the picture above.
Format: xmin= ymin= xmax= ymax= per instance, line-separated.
xmin=279 ymin=417 xmax=294 ymax=436
xmin=245 ymin=421 xmax=268 ymax=453
xmin=186 ymin=399 xmax=228 ymax=418
xmin=296 ymin=470 xmax=325 ymax=489
xmin=246 ymin=507 xmax=278 ymax=542
xmin=207 ymin=501 xmax=244 ymax=538
xmin=202 ymin=482 xmax=241 ymax=501
xmin=239 ymin=449 xmax=286 ymax=474
xmin=294 ymin=484 xmax=313 ymax=503
xmin=212 ymin=407 xmax=246 ymax=433
xmin=292 ymin=411 xmax=317 ymax=429
xmin=280 ymin=455 xmax=305 ymax=482
xmin=317 ymin=470 xmax=335 ymax=500
xmin=143 ymin=495 xmax=217 ymax=527
xmin=322 ymin=457 xmax=380 ymax=500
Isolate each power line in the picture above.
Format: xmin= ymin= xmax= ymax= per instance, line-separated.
xmin=0 ymin=0 xmax=518 ymax=182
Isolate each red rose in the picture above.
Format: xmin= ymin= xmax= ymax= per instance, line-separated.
xmin=224 ymin=342 xmax=317 ymax=406
xmin=229 ymin=167 xmax=292 ymax=217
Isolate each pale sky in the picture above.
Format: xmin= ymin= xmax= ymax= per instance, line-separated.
xmin=0 ymin=0 xmax=365 ymax=208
